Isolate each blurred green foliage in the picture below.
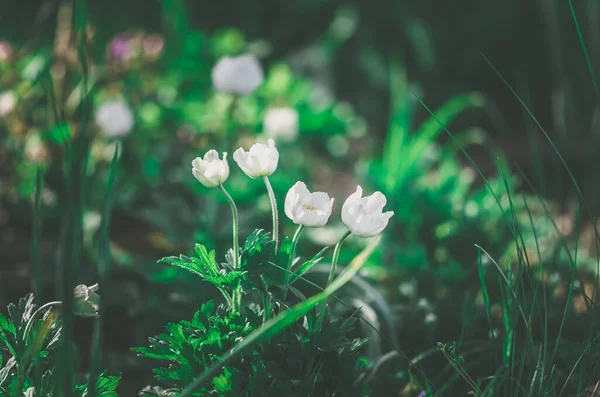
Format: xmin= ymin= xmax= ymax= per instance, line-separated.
xmin=1 ymin=0 xmax=600 ymax=395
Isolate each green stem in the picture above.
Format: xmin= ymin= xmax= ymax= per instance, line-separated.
xmin=315 ymin=230 xmax=351 ymax=331
xmin=218 ymin=184 xmax=241 ymax=312
xmin=23 ymin=301 xmax=62 ymax=343
xmin=218 ymin=184 xmax=239 ymax=270
xmin=285 ymin=225 xmax=304 ymax=285
xmin=262 ymin=292 xmax=270 ymax=324
xmin=224 ymin=95 xmax=239 ymax=149
xmin=32 ymin=169 xmax=43 ymax=298
xmin=263 ymin=176 xmax=279 ymax=244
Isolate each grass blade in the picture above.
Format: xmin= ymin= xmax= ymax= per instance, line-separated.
xmin=87 ymin=143 xmax=121 ymax=397
xmin=181 ymin=236 xmax=381 ymax=396
xmin=568 ymin=0 xmax=600 ymax=99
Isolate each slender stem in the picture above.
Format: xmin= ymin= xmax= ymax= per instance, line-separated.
xmin=88 ymin=141 xmax=120 ymax=397
xmin=315 ymin=230 xmax=351 ymax=331
xmin=218 ymin=184 xmax=241 ymax=312
xmin=23 ymin=301 xmax=62 ymax=343
xmin=32 ymin=168 xmax=43 ymax=299
xmin=285 ymin=225 xmax=305 ymax=285
xmin=224 ymin=95 xmax=239 ymax=149
xmin=262 ymin=292 xmax=270 ymax=324
xmin=263 ymin=176 xmax=279 ymax=244
xmin=218 ymin=184 xmax=239 ymax=270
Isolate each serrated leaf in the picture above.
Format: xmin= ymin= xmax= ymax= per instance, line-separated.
xmin=180 ymin=236 xmax=381 ymax=395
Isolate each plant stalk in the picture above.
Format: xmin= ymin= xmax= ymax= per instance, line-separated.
xmin=263 ymin=176 xmax=279 ymax=244
xmin=315 ymin=230 xmax=351 ymax=331
xmin=218 ymin=184 xmax=241 ymax=312
xmin=285 ymin=225 xmax=304 ymax=285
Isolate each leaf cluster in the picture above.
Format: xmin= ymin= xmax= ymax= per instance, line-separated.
xmin=135 ymin=229 xmax=370 ymax=396
xmin=0 ymin=294 xmax=120 ymax=396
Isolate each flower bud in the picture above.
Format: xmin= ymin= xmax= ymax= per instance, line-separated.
xmin=192 ymin=150 xmax=230 ymax=188
xmin=73 ymin=284 xmax=100 ymax=317
xmin=233 ymin=138 xmax=279 ymax=178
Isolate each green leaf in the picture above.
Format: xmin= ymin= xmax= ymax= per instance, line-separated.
xmin=290 ymin=246 xmax=330 ymax=284
xmin=45 ymin=123 xmax=72 ymax=145
xmin=212 ymin=367 xmax=233 ymax=392
xmin=180 ymin=236 xmax=381 ymax=396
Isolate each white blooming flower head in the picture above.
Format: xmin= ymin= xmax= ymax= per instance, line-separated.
xmin=341 ymin=186 xmax=394 ymax=237
xmin=73 ymin=284 xmax=100 ymax=317
xmin=233 ymin=138 xmax=279 ymax=178
xmin=0 ymin=91 xmax=16 ymax=117
xmin=95 ymin=100 xmax=134 ymax=138
xmin=191 ymin=150 xmax=230 ymax=188
xmin=285 ymin=181 xmax=334 ymax=227
xmin=264 ymin=107 xmax=299 ymax=142
xmin=211 ymin=54 xmax=264 ymax=95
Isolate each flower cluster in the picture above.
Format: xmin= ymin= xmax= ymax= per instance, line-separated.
xmin=191 ymin=139 xmax=393 ymax=238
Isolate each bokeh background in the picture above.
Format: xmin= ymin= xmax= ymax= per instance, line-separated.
xmin=1 ymin=0 xmax=599 ymax=394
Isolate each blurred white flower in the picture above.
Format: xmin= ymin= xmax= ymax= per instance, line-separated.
xmin=341 ymin=186 xmax=394 ymax=237
xmin=285 ymin=181 xmax=334 ymax=227
xmin=398 ymin=280 xmax=417 ymax=297
xmin=233 ymin=138 xmax=279 ymax=178
xmin=95 ymin=100 xmax=134 ymax=138
xmin=0 ymin=91 xmax=16 ymax=117
xmin=264 ymin=107 xmax=299 ymax=142
xmin=416 ymin=297 xmax=432 ymax=311
xmin=24 ymin=134 xmax=48 ymax=163
xmin=83 ymin=211 xmax=102 ymax=235
xmin=73 ymin=284 xmax=100 ymax=317
xmin=42 ymin=188 xmax=56 ymax=206
xmin=424 ymin=313 xmax=437 ymax=325
xmin=212 ymin=54 xmax=264 ymax=95
xmin=191 ymin=150 xmax=230 ymax=188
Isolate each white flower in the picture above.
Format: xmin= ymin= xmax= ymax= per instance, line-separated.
xmin=285 ymin=181 xmax=334 ymax=227
xmin=95 ymin=100 xmax=134 ymax=138
xmin=211 ymin=54 xmax=264 ymax=95
xmin=83 ymin=211 xmax=102 ymax=235
xmin=73 ymin=284 xmax=100 ymax=317
xmin=233 ymin=138 xmax=279 ymax=178
xmin=191 ymin=150 xmax=230 ymax=188
xmin=24 ymin=134 xmax=48 ymax=162
xmin=341 ymin=186 xmax=394 ymax=237
xmin=0 ymin=91 xmax=16 ymax=117
xmin=424 ymin=313 xmax=437 ymax=325
xmin=264 ymin=107 xmax=299 ymax=142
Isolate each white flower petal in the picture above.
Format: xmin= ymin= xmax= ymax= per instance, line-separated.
xmin=341 ymin=186 xmax=393 ymax=237
xmin=284 ymin=181 xmax=334 ymax=227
